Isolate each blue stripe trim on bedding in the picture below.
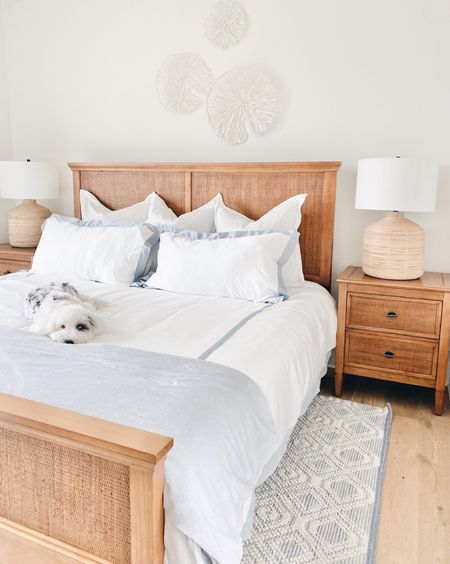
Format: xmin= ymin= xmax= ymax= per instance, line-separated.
xmin=49 ymin=213 xmax=150 ymax=228
xmin=158 ymin=224 xmax=296 ymax=241
xmin=198 ymin=305 xmax=271 ymax=360
xmin=276 ymin=231 xmax=299 ymax=299
xmin=133 ymin=227 xmax=160 ymax=280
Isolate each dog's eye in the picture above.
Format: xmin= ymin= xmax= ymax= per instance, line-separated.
xmin=76 ymin=323 xmax=88 ymax=332
xmin=61 ymin=325 xmax=65 ymax=329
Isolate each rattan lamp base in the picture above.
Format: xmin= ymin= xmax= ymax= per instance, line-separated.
xmin=362 ymin=211 xmax=425 ymax=280
xmin=8 ymin=199 xmax=51 ymax=247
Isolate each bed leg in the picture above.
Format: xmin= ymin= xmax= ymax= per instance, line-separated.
xmin=334 ymin=371 xmax=343 ymax=396
xmin=130 ymin=459 xmax=166 ymax=564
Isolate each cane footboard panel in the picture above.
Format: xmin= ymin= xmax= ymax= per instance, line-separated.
xmin=0 ymin=394 xmax=172 ymax=564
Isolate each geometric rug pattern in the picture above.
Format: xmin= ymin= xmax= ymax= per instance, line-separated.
xmin=242 ymin=395 xmax=392 ymax=564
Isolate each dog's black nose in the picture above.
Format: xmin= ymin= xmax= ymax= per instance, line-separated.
xmin=63 ymin=340 xmax=74 ymax=345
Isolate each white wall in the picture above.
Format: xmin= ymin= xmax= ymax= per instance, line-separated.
xmin=0 ymin=3 xmax=12 ymax=241
xmin=1 ymin=0 xmax=450 ymax=290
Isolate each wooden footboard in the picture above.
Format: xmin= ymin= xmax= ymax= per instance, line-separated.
xmin=0 ymin=393 xmax=173 ymax=564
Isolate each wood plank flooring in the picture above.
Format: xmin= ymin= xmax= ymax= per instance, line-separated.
xmin=321 ymin=374 xmax=450 ymax=564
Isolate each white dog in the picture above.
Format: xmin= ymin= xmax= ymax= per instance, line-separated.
xmin=24 ymin=282 xmax=104 ymax=344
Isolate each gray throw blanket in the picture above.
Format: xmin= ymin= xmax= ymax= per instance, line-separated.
xmin=0 ymin=327 xmax=281 ymax=564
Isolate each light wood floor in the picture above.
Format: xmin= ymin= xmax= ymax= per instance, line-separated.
xmin=320 ymin=374 xmax=450 ymax=564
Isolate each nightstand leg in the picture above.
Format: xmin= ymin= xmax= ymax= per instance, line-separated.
xmin=334 ymin=281 xmax=347 ymax=398
xmin=434 ymin=390 xmax=445 ymax=416
xmin=335 ymin=371 xmax=343 ymax=397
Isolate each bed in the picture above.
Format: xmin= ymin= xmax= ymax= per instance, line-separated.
xmin=0 ymin=161 xmax=340 ymax=564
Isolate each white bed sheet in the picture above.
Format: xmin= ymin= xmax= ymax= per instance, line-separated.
xmin=0 ymin=272 xmax=336 ymax=435
xmin=0 ymin=272 xmax=337 ymax=563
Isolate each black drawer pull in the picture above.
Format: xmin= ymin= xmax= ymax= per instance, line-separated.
xmin=386 ymin=311 xmax=397 ymax=318
xmin=2 ymin=270 xmax=11 ymax=276
xmin=384 ymin=351 xmax=395 ymax=359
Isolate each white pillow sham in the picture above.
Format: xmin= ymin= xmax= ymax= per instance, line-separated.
xmin=215 ymin=194 xmax=307 ymax=287
xmin=32 ymin=215 xmax=159 ymax=286
xmin=147 ymin=193 xmax=223 ymax=232
xmin=146 ymin=230 xmax=298 ymax=303
xmin=80 ymin=189 xmax=155 ymax=221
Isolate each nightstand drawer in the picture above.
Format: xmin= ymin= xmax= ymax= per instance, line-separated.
xmin=0 ymin=260 xmax=31 ymax=276
xmin=345 ymin=330 xmax=438 ymax=380
xmin=346 ymin=293 xmax=442 ymax=338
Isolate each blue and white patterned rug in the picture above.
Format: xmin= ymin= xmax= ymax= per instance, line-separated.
xmin=242 ymin=395 xmax=392 ymax=564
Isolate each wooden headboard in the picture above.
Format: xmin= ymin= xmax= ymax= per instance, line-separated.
xmin=68 ymin=162 xmax=341 ymax=289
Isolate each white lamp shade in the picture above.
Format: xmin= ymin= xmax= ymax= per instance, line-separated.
xmin=0 ymin=161 xmax=59 ymax=200
xmin=355 ymin=157 xmax=438 ymax=212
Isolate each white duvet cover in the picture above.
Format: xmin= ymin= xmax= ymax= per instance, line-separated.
xmin=0 ymin=272 xmax=337 ymax=563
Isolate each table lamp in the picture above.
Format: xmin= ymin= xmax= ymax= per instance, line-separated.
xmin=355 ymin=157 xmax=438 ymax=280
xmin=0 ymin=160 xmax=59 ymax=247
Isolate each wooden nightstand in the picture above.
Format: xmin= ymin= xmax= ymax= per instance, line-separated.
xmin=0 ymin=244 xmax=35 ymax=276
xmin=335 ymin=266 xmax=450 ymax=415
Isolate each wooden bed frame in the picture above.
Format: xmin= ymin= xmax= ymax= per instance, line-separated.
xmin=0 ymin=162 xmax=340 ymax=564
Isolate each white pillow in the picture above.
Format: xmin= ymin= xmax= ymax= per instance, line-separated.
xmin=146 ymin=230 xmax=298 ymax=303
xmin=215 ymin=194 xmax=307 ymax=287
xmin=147 ymin=193 xmax=223 ymax=232
xmin=80 ymin=189 xmax=155 ymax=221
xmin=32 ymin=215 xmax=159 ymax=286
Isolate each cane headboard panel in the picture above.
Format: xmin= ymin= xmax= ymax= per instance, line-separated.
xmin=68 ymin=162 xmax=341 ymax=290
